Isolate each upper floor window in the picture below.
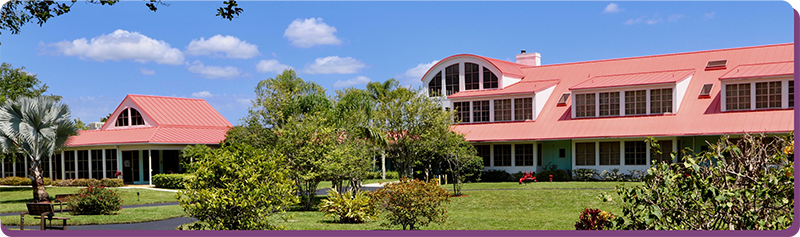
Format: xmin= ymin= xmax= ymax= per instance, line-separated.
xmin=454 ymin=102 xmax=470 ymax=123
xmin=116 ymin=109 xmax=129 ymax=127
xmin=599 ymin=92 xmax=620 ymax=116
xmin=428 ymin=72 xmax=442 ymax=97
xmin=494 ymin=99 xmax=511 ymax=121
xmin=725 ymin=83 xmax=751 ymax=110
xmin=514 ymin=98 xmax=532 ymax=121
xmin=445 ymin=64 xmax=460 ymax=96
xmin=465 ymin=63 xmax=480 ymax=90
xmin=723 ymin=79 xmax=792 ymax=111
xmin=755 ymin=81 xmax=781 ymax=109
xmin=625 ymin=90 xmax=646 ymax=115
xmin=454 ymin=97 xmax=533 ymax=124
xmin=575 ymin=93 xmax=595 ymax=118
xmin=650 ymin=88 xmax=673 ymax=114
xmin=472 ymin=100 xmax=490 ymax=122
xmin=130 ymin=108 xmax=144 ymax=126
xmin=483 ymin=67 xmax=498 ymax=89
xmin=790 ymin=81 xmax=794 ymax=108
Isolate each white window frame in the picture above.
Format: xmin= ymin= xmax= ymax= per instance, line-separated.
xmin=720 ymin=76 xmax=793 ymax=112
xmin=571 ymin=84 xmax=678 ymax=119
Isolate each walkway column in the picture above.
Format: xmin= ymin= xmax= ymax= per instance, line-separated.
xmin=74 ymin=150 xmax=78 ymax=179
xmin=61 ymin=151 xmax=65 ymax=180
xmin=48 ymin=154 xmax=53 ymax=179
xmin=148 ymin=149 xmax=153 ymax=186
xmin=102 ymin=149 xmax=107 ymax=179
xmin=88 ymin=150 xmax=93 ymax=179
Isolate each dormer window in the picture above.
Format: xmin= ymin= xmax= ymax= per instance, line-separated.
xmin=130 ymin=108 xmax=144 ymax=125
xmin=719 ymin=61 xmax=793 ymax=111
xmin=483 ymin=67 xmax=498 ymax=89
xmin=115 ymin=108 xmax=145 ymax=127
xmin=465 ymin=63 xmax=480 ymax=90
xmin=116 ymin=109 xmax=129 ymax=126
xmin=445 ymin=64 xmax=460 ymax=96
xmin=428 ymin=72 xmax=442 ymax=97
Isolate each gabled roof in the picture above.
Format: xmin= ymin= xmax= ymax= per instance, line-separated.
xmin=719 ymin=61 xmax=793 ymax=80
xmin=421 ymin=54 xmax=526 ymax=80
xmin=451 ymin=43 xmax=794 ymax=142
xmin=448 ymin=79 xmax=559 ymax=99
xmin=569 ymin=69 xmax=694 ymax=90
xmin=65 ymin=95 xmax=232 ymax=147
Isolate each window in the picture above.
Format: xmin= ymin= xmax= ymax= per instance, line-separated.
xmin=445 ymin=64 xmax=459 ymax=96
xmin=599 ymin=92 xmax=620 ymax=116
xmin=116 ymin=109 xmax=129 ymax=127
xmin=475 ymin=145 xmax=491 ymax=167
xmin=599 ymin=142 xmax=620 ymax=165
xmin=428 ymin=72 xmax=442 ymax=97
xmin=625 ymin=141 xmax=647 ymax=165
xmin=575 ymin=142 xmax=595 ymax=166
xmin=537 ymin=143 xmax=543 ymax=166
xmin=515 ymin=144 xmax=534 ymax=166
xmin=130 ymin=108 xmax=144 ymax=125
xmin=575 ymin=93 xmax=596 ymax=118
xmin=559 ymin=148 xmax=566 ymax=158
xmin=472 ymin=100 xmax=490 ymax=122
xmin=91 ymin=150 xmax=103 ymax=178
xmin=454 ymin=102 xmax=470 ymax=123
xmin=78 ymin=150 xmax=89 ymax=179
xmin=494 ymin=99 xmax=511 ymax=121
xmin=465 ymin=63 xmax=480 ymax=90
xmin=725 ymin=83 xmax=751 ymax=110
xmin=699 ymin=84 xmax=713 ymax=96
xmin=755 ymin=81 xmax=782 ymax=109
xmin=557 ymin=93 xmax=570 ymax=105
xmin=514 ymin=98 xmax=532 ymax=120
xmin=625 ymin=90 xmax=646 ymax=115
xmin=790 ymin=81 xmax=795 ymax=108
xmin=105 ymin=149 xmax=118 ymax=179
xmin=653 ymin=140 xmax=673 ymax=164
xmin=483 ymin=67 xmax=498 ymax=89
xmin=494 ymin=145 xmax=511 ymax=166
xmin=650 ymin=88 xmax=673 ymax=114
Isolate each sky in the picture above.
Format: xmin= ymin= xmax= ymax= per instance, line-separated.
xmin=0 ymin=1 xmax=794 ymax=125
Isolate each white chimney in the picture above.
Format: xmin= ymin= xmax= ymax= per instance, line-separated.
xmin=516 ymin=50 xmax=541 ymax=66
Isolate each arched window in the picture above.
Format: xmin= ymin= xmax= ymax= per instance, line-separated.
xmin=428 ymin=72 xmax=442 ymax=97
xmin=445 ymin=64 xmax=459 ymax=96
xmin=465 ymin=63 xmax=480 ymax=90
xmin=115 ymin=109 xmax=129 ymax=127
xmin=483 ymin=67 xmax=498 ymax=89
xmin=130 ymin=108 xmax=144 ymax=126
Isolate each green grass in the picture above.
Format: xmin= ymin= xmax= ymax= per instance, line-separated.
xmin=0 ymin=186 xmax=180 ymax=214
xmin=0 ymin=205 xmax=187 ymax=226
xmin=280 ymin=181 xmax=634 ymax=230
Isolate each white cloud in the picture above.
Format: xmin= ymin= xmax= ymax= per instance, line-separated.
xmin=402 ymin=60 xmax=439 ymax=79
xmin=704 ymin=12 xmax=716 ymax=19
xmin=333 ymin=76 xmax=371 ymax=88
xmin=48 ymin=29 xmax=184 ymax=65
xmin=139 ymin=68 xmax=155 ymax=75
xmin=603 ymin=3 xmax=624 ymax=13
xmin=191 ymin=91 xmax=213 ymax=98
xmin=303 ymin=56 xmax=366 ymax=74
xmin=236 ymin=98 xmax=251 ymax=105
xmin=187 ymin=60 xmax=241 ymax=79
xmin=284 ymin=18 xmax=342 ymax=48
xmin=625 ymin=15 xmax=662 ymax=25
xmin=256 ymin=59 xmax=293 ymax=74
xmin=668 ymin=14 xmax=684 ymax=22
xmin=185 ymin=35 xmax=260 ymax=59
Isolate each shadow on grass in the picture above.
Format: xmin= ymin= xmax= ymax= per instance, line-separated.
xmin=0 ymin=198 xmax=31 ymax=204
xmin=0 ymin=187 xmax=31 ymax=192
xmin=288 ymin=195 xmax=326 ymax=212
xmin=316 ymin=220 xmax=370 ymax=224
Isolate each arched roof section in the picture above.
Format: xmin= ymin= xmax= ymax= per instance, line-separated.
xmin=420 ymin=54 xmax=526 ymax=81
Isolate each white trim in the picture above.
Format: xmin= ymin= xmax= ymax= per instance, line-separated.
xmin=721 ymin=76 xmax=793 ymax=112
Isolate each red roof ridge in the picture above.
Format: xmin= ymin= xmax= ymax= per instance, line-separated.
xmin=128 ymin=94 xmax=205 ymax=101
xmin=81 ymin=126 xmax=157 ymax=133
xmin=728 ymin=60 xmax=794 ymax=67
xmin=518 ymin=78 xmax=561 ymax=83
xmin=592 ymin=68 xmax=696 ymax=78
xmin=148 ymin=126 xmax=160 ymax=142
xmin=519 ymin=43 xmax=794 ymax=70
xmin=157 ymin=125 xmax=232 ymax=129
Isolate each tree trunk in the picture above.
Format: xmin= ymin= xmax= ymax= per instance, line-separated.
xmin=381 ymin=151 xmax=386 ymax=180
xmin=30 ymin=162 xmax=49 ymax=202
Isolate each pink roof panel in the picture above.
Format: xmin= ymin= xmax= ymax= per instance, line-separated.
xmin=569 ymin=69 xmax=695 ymax=90
xmin=719 ymin=61 xmax=794 ymax=80
xmin=128 ymin=95 xmax=232 ymax=128
xmin=448 ymin=79 xmax=559 ymax=99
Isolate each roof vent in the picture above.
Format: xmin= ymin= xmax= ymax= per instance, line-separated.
xmin=557 ymin=93 xmax=570 ymax=106
xmin=699 ymin=84 xmax=713 ymax=98
xmin=705 ymin=60 xmax=727 ymax=70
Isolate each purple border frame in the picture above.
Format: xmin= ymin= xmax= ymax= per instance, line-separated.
xmin=1 ymin=5 xmax=799 ymax=237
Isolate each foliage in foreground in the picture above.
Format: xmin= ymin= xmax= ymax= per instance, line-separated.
xmin=600 ymin=134 xmax=794 ymax=230
xmin=575 ymin=208 xmax=614 ymax=230
xmin=152 ymin=174 xmax=194 ymax=189
xmin=178 ymin=145 xmax=297 ymax=230
xmin=318 ymin=189 xmax=379 ymax=223
xmin=68 ymin=186 xmax=122 ymax=215
xmin=374 ymin=178 xmax=450 ymax=230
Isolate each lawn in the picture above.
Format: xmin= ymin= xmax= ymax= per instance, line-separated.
xmin=281 ymin=181 xmax=636 ymax=230
xmin=0 ymin=205 xmax=186 ymax=226
xmin=0 ymin=186 xmax=180 ymax=214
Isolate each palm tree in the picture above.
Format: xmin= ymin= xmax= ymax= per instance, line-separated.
xmin=0 ymin=97 xmax=77 ymax=202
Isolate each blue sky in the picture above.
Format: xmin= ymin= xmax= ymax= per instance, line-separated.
xmin=0 ymin=1 xmax=794 ymax=124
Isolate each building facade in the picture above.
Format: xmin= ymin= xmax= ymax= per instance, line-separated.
xmin=421 ymin=43 xmax=794 ymax=174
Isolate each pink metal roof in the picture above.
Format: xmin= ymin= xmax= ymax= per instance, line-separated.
xmin=66 ymin=95 xmax=231 ymax=147
xmin=719 ymin=61 xmax=794 ymax=80
xmin=420 ymin=54 xmax=526 ymax=80
xmin=448 ymin=79 xmax=559 ymax=99
xmin=451 ymin=43 xmax=794 ymax=142
xmin=569 ymin=69 xmax=695 ymax=90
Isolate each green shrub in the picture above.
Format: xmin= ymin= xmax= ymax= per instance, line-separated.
xmin=573 ymin=169 xmax=598 ymax=181
xmin=575 ymin=208 xmax=614 ymax=230
xmin=69 ymin=178 xmax=100 ymax=187
xmin=481 ymin=169 xmax=514 ymax=182
xmin=153 ymin=174 xmax=193 ymax=189
xmin=536 ymin=170 xmax=571 ymax=181
xmin=599 ymin=169 xmax=624 ymax=181
xmin=385 ymin=171 xmax=399 ymax=179
xmin=600 ymin=134 xmax=794 ymax=230
xmin=99 ymin=178 xmax=123 ymax=187
xmin=68 ymin=186 xmax=123 ymax=215
xmin=318 ymin=189 xmax=379 ymax=223
xmin=0 ymin=177 xmax=52 ymax=186
xmin=374 ymin=178 xmax=450 ymax=230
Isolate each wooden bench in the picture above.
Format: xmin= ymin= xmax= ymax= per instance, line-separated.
xmin=53 ymin=194 xmax=77 ymax=213
xmin=20 ymin=203 xmax=70 ymax=230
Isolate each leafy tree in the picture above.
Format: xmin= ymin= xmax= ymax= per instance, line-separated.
xmin=374 ymin=178 xmax=451 ymax=230
xmin=100 ymin=112 xmax=112 ymax=123
xmin=0 ymin=0 xmax=244 ymax=44
xmin=246 ymin=69 xmax=330 ymax=130
xmin=178 ymin=144 xmax=297 ymax=230
xmin=325 ymin=136 xmax=375 ymax=194
xmin=440 ymin=131 xmax=482 ymax=196
xmin=73 ymin=118 xmax=90 ymax=130
xmin=0 ymin=96 xmax=78 ymax=202
xmin=0 ymin=63 xmax=60 ymax=104
xmin=179 ymin=144 xmax=213 ymax=173
xmin=600 ymin=134 xmax=794 ymax=230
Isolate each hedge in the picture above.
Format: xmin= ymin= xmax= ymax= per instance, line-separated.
xmin=153 ymin=173 xmax=194 ymax=189
xmin=0 ymin=177 xmax=123 ymax=187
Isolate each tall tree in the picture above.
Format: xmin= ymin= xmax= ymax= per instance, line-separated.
xmin=0 ymin=97 xmax=77 ymax=202
xmin=247 ymin=69 xmax=330 ymax=130
xmin=0 ymin=0 xmax=243 ymax=45
xmin=0 ymin=63 xmax=60 ymax=104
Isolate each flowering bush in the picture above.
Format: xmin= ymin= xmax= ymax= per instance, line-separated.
xmin=575 ymin=208 xmax=614 ymax=230
xmin=67 ymin=186 xmax=123 ymax=215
